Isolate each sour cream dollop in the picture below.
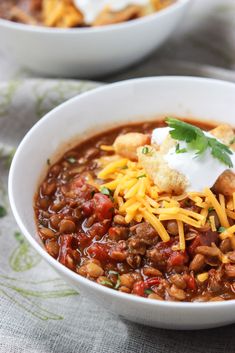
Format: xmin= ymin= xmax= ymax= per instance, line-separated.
xmin=152 ymin=127 xmax=235 ymax=192
xmin=73 ymin=0 xmax=149 ymax=24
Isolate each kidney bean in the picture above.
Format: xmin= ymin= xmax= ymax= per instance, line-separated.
xmin=148 ymin=293 xmax=163 ymax=300
xmin=59 ymin=219 xmax=76 ymax=233
xmin=169 ymin=274 xmax=186 ymax=289
xmin=196 ymin=246 xmax=220 ymax=257
xmin=113 ymin=215 xmax=127 ymax=225
xmin=166 ymin=221 xmax=178 ymax=235
xmin=39 ymin=227 xmax=55 ymax=239
xmin=143 ymin=267 xmax=162 ymax=277
xmin=168 ymin=284 xmax=186 ymax=301
xmin=220 ymin=238 xmax=232 ymax=253
xmin=120 ymin=274 xmax=134 ymax=289
xmin=225 ymin=264 xmax=235 ymax=278
xmin=45 ymin=239 xmax=59 ymax=258
xmin=85 ymin=262 xmax=104 ymax=278
xmin=189 ymin=254 xmax=205 ymax=272
xmin=119 ymin=286 xmax=131 ymax=293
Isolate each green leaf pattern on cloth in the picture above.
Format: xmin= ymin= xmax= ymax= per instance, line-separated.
xmin=9 ymin=232 xmax=41 ymax=272
xmin=0 ymin=81 xmax=20 ymax=117
xmin=0 ymin=79 xmax=101 ymax=321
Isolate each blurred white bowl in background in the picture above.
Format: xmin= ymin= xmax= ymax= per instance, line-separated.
xmin=0 ymin=0 xmax=191 ymax=78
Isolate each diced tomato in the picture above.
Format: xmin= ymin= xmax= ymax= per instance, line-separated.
xmin=93 ymin=193 xmax=114 ymax=221
xmin=87 ymin=242 xmax=110 ymax=263
xmin=144 ymin=277 xmax=161 ymax=288
xmin=108 ymin=227 xmax=118 ymax=238
xmin=77 ymin=232 xmax=92 ymax=250
xmin=188 ymin=235 xmax=201 ymax=256
xmin=184 ymin=274 xmax=197 ymax=291
xmin=82 ymin=200 xmax=94 ymax=217
xmin=133 ymin=281 xmax=145 ymax=297
xmin=188 ymin=232 xmax=219 ymax=256
xmin=89 ymin=221 xmax=110 ymax=238
xmin=71 ymin=177 xmax=97 ymax=202
xmin=58 ymin=234 xmax=80 ymax=270
xmin=200 ymin=231 xmax=219 ymax=246
xmin=72 ymin=176 xmax=86 ymax=189
xmin=168 ymin=251 xmax=188 ymax=267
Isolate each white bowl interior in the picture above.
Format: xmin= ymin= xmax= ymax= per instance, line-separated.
xmin=9 ymin=77 xmax=235 ymax=329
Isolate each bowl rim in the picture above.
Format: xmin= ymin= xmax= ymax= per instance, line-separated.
xmin=8 ymin=75 xmax=235 ymax=310
xmin=0 ymin=0 xmax=191 ymax=34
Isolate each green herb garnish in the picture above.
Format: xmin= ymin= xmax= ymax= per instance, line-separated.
xmin=208 ymin=207 xmax=214 ymax=212
xmin=142 ymin=146 xmax=149 ymax=154
xmin=108 ymin=271 xmax=121 ymax=289
xmin=144 ymin=289 xmax=154 ymax=295
xmin=166 ymin=118 xmax=233 ymax=168
xmin=101 ymin=187 xmax=112 ymax=197
xmin=137 ymin=174 xmax=146 ymax=179
xmin=47 ymin=158 xmax=51 ymax=166
xmin=218 ymin=226 xmax=227 ymax=233
xmin=66 ymin=157 xmax=77 ymax=164
xmin=100 ymin=279 xmax=113 ymax=287
xmin=175 ymin=143 xmax=187 ymax=154
xmin=0 ymin=205 xmax=7 ymax=218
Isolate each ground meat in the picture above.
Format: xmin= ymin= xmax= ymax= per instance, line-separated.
xmin=208 ymin=269 xmax=223 ymax=293
xmin=131 ymin=222 xmax=158 ymax=245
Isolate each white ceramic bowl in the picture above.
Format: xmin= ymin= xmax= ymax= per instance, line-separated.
xmin=0 ymin=0 xmax=191 ymax=78
xmin=9 ymin=76 xmax=235 ymax=330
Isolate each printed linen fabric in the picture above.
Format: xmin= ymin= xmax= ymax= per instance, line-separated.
xmin=1 ymin=0 xmax=235 ymax=352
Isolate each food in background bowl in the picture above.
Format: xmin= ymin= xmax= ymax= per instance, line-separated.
xmin=35 ymin=117 xmax=235 ymax=302
xmin=0 ymin=0 xmax=175 ymax=27
xmin=0 ymin=1 xmax=191 ymax=77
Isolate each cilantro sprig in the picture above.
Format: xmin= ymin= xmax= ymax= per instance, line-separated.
xmin=166 ymin=118 xmax=233 ymax=168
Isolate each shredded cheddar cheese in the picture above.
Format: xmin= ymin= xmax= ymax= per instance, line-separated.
xmin=220 ymin=225 xmax=235 ymax=240
xmin=204 ymin=188 xmax=230 ymax=228
xmin=177 ymin=220 xmax=185 ymax=251
xmin=97 ymin=154 xmax=234 ymax=250
xmin=209 ymin=216 xmax=217 ymax=232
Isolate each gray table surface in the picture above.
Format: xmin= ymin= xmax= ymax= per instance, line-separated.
xmin=1 ymin=1 xmax=235 ymax=352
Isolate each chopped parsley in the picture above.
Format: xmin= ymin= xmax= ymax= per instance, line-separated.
xmin=137 ymin=174 xmax=146 ymax=179
xmin=101 ymin=187 xmax=112 ymax=196
xmin=175 ymin=143 xmax=187 ymax=154
xmin=101 ymin=187 xmax=114 ymax=202
xmin=108 ymin=270 xmax=121 ymax=289
xmin=218 ymin=226 xmax=227 ymax=233
xmin=66 ymin=157 xmax=77 ymax=164
xmin=99 ymin=279 xmax=113 ymax=287
xmin=142 ymin=146 xmax=149 ymax=154
xmin=0 ymin=205 xmax=7 ymax=218
xmin=166 ymin=118 xmax=233 ymax=168
xmin=144 ymin=289 xmax=154 ymax=295
xmin=208 ymin=207 xmax=214 ymax=212
xmin=108 ymin=270 xmax=119 ymax=276
xmin=47 ymin=158 xmax=51 ymax=166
